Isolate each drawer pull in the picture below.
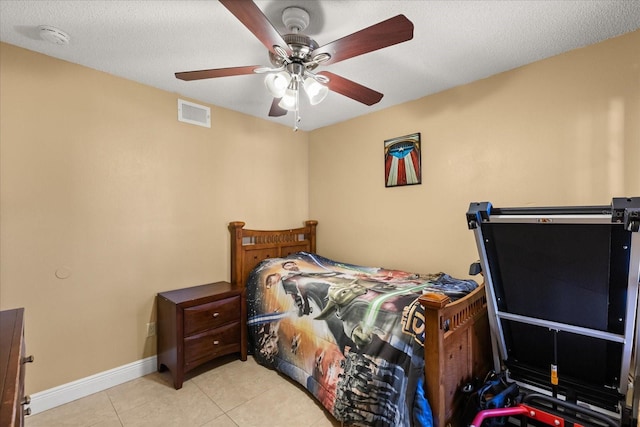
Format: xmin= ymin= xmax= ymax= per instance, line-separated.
xmin=24 ymin=407 xmax=31 ymax=416
xmin=22 ymin=355 xmax=34 ymax=364
xmin=212 ymin=312 xmax=220 ymax=318
xmin=22 ymin=395 xmax=31 ymax=405
xmin=213 ymin=340 xmax=220 ymax=345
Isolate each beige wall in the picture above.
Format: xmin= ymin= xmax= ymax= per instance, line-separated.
xmin=0 ymin=43 xmax=308 ymax=394
xmin=309 ymin=30 xmax=639 ymax=277
xmin=1 ymin=29 xmax=638 ymax=396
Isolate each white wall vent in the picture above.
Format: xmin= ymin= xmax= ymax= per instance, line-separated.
xmin=178 ymin=99 xmax=211 ymax=128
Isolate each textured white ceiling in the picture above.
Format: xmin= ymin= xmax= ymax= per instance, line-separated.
xmin=1 ymin=0 xmax=639 ymax=131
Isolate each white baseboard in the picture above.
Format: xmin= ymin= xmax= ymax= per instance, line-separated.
xmin=29 ymin=355 xmax=157 ymax=415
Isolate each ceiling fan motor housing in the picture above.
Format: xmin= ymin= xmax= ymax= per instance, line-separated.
xmin=268 ymin=34 xmax=320 ymax=70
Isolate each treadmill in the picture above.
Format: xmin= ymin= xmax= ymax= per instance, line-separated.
xmin=466 ymin=197 xmax=640 ymax=425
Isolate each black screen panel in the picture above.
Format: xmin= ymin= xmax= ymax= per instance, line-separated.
xmin=484 ymin=223 xmax=612 ymax=331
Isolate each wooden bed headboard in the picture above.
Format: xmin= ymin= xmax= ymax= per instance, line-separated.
xmin=228 ymin=220 xmax=318 ymax=288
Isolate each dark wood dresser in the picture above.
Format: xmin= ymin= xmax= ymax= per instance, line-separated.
xmin=0 ymin=308 xmax=33 ymax=426
xmin=157 ymin=281 xmax=247 ymax=389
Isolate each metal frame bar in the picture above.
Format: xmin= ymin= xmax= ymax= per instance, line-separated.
xmin=496 ymin=311 xmax=625 ymax=343
xmin=470 ymin=225 xmax=507 ymax=371
xmin=629 ymin=232 xmax=640 ymax=420
xmin=622 ymin=232 xmax=640 ymax=397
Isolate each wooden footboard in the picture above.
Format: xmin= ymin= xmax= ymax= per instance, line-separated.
xmin=420 ymin=283 xmax=492 ymax=427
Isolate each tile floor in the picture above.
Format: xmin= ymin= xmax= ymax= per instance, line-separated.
xmin=24 ymin=356 xmax=640 ymax=427
xmin=26 ymin=355 xmax=341 ymax=427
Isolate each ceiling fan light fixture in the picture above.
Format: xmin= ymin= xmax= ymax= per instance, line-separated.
xmin=264 ymin=71 xmax=291 ymax=98
xmin=279 ymin=79 xmax=299 ymax=111
xmin=303 ymin=77 xmax=328 ymax=105
xmin=278 ymin=89 xmax=298 ymax=111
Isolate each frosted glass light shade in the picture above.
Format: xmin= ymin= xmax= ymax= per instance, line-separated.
xmin=278 ymin=88 xmax=298 ymax=111
xmin=303 ymin=77 xmax=329 ymax=105
xmin=264 ymin=72 xmax=291 ymax=98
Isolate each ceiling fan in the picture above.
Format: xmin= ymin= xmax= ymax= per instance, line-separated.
xmin=175 ymin=0 xmax=414 ymax=130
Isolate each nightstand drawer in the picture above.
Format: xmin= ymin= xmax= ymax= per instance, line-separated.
xmin=184 ymin=322 xmax=241 ymax=366
xmin=183 ymin=296 xmax=240 ymax=336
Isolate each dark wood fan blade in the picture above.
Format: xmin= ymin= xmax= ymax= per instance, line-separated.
xmin=313 ymin=15 xmax=413 ymax=65
xmin=175 ymin=65 xmax=261 ymax=81
xmin=317 ymin=72 xmax=383 ymax=106
xmin=268 ymin=98 xmax=287 ymax=117
xmin=219 ymin=0 xmax=292 ymax=57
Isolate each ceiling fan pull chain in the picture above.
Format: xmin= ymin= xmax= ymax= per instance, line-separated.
xmin=293 ymin=84 xmax=301 ymax=131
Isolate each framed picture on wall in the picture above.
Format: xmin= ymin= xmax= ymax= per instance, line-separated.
xmin=384 ymin=132 xmax=421 ymax=187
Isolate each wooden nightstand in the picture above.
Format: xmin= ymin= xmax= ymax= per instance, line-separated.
xmin=157 ymin=281 xmax=247 ymax=389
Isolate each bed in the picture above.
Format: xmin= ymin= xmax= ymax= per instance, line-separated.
xmin=229 ymin=220 xmax=491 ymax=427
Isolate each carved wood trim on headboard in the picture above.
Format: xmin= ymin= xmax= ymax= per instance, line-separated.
xmin=229 ymin=220 xmax=318 ymax=289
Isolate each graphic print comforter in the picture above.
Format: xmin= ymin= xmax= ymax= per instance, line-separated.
xmin=246 ymin=252 xmax=477 ymax=427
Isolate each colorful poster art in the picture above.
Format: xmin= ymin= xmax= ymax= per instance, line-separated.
xmin=384 ymin=133 xmax=421 ymax=187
